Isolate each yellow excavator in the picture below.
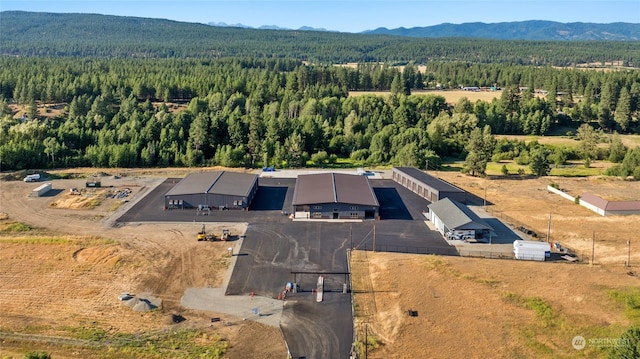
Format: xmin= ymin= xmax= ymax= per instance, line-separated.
xmin=198 ymin=225 xmax=230 ymax=241
xmin=197 ymin=224 xmax=216 ymax=241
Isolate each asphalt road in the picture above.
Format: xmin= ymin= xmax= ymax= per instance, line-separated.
xmin=115 ymin=176 xmax=452 ymax=358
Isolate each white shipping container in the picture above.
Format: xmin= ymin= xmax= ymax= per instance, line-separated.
xmin=30 ymin=182 xmax=52 ymax=197
xmin=514 ymin=240 xmax=549 ymax=261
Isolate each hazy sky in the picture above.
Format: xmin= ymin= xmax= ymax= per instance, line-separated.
xmin=2 ymin=0 xmax=638 ymax=32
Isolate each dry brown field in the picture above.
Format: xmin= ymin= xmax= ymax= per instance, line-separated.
xmin=0 ymin=167 xmax=285 ymax=359
xmin=349 ymin=89 xmax=503 ymax=104
xmin=353 ymin=171 xmax=640 ymax=358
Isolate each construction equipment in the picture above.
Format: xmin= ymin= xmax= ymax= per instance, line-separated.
xmin=198 ymin=224 xmax=227 ymax=241
xmin=197 ymin=224 xmax=217 ymax=241
xmin=221 ymin=228 xmax=230 ymax=241
xmin=197 ymin=224 xmax=207 ymax=241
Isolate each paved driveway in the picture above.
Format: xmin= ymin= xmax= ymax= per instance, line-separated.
xmin=116 ymin=177 xmax=452 ymax=358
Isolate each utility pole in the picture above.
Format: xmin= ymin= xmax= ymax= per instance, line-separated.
xmin=591 ymin=231 xmax=595 ymax=265
xmin=546 ymin=212 xmax=551 ymax=243
xmin=373 ymin=224 xmax=376 ymax=253
xmin=483 ymin=185 xmax=487 ymax=209
xmin=350 ymin=224 xmax=353 ymax=249
xmin=627 ymin=240 xmax=631 ymax=267
xmin=365 ymin=323 xmax=369 ymax=359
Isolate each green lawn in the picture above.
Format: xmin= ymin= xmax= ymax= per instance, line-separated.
xmin=484 ymin=161 xmax=606 ymax=177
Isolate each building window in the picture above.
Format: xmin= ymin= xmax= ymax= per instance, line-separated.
xmin=313 ymin=212 xmax=322 ymax=218
xmin=350 ymin=212 xmax=359 ymax=218
xmin=313 ymin=205 xmax=322 ymax=210
xmin=350 ymin=206 xmax=359 ymax=210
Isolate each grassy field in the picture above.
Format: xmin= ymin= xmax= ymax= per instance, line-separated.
xmin=348 ymin=89 xmax=503 ymax=104
xmin=496 ymin=134 xmax=640 ymax=149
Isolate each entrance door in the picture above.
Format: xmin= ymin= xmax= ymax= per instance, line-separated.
xmin=333 ymin=212 xmax=339 ymax=219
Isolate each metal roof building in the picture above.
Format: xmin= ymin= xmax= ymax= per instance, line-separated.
xmin=392 ymin=167 xmax=466 ymax=203
xmin=164 ymin=171 xmax=258 ymax=210
xmin=427 ymin=198 xmax=493 ymax=241
xmin=579 ymin=193 xmax=640 ymax=216
xmin=291 ymin=173 xmax=379 ymax=220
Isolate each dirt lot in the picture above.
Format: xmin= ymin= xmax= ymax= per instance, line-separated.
xmin=352 ymin=171 xmax=640 ymax=358
xmin=352 ymin=251 xmax=640 ymax=358
xmin=0 ymin=168 xmax=285 ymax=358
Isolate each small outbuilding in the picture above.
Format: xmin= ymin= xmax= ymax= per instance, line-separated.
xmin=392 ymin=167 xmax=466 ymax=203
xmin=579 ymin=193 xmax=640 ymax=216
xmin=291 ymin=173 xmax=379 ymax=220
xmin=164 ymin=171 xmax=258 ymax=210
xmin=427 ymin=198 xmax=493 ymax=241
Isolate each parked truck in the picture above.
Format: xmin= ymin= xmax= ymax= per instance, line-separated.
xmin=23 ymin=174 xmax=40 ymax=182
xmin=513 ymin=240 xmax=550 ymax=261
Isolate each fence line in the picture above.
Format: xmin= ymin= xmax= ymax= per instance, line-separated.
xmin=357 ymin=243 xmax=589 ymax=263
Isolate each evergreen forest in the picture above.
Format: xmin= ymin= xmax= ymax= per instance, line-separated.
xmin=1 ymin=12 xmax=639 ymax=177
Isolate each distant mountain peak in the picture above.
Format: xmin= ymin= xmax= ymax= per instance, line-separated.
xmin=362 ymin=20 xmax=640 ymax=41
xmin=208 ymin=21 xmax=332 ymax=32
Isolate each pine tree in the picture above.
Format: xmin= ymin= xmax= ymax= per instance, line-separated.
xmin=614 ymin=87 xmax=631 ymax=132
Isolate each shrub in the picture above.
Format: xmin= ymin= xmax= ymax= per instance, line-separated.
xmin=24 ymin=352 xmax=51 ymax=359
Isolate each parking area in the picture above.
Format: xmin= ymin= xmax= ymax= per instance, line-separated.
xmin=115 ymin=176 xmax=452 ymax=358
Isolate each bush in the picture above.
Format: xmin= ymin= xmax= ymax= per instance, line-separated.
xmin=24 ymin=352 xmax=51 ymax=359
xmin=350 ymin=149 xmax=370 ymax=162
xmin=515 ymin=153 xmax=530 ymax=165
xmin=609 ymin=326 xmax=640 ymax=359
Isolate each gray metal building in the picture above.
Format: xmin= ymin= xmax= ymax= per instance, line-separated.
xmin=392 ymin=167 xmax=466 ymax=203
xmin=427 ymin=198 xmax=493 ymax=241
xmin=291 ymin=173 xmax=379 ymax=220
xmin=164 ymin=171 xmax=258 ymax=210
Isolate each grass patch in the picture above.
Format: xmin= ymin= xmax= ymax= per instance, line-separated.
xmin=0 ymin=236 xmax=74 ymax=245
xmin=549 ymin=165 xmax=605 ymax=177
xmin=353 ymin=331 xmax=382 ymax=358
xmin=55 ymin=326 xmax=228 ymax=358
xmin=608 ymin=287 xmax=640 ymax=322
xmin=502 ymin=292 xmax=561 ymax=328
xmin=0 ymin=222 xmax=33 ymax=232
xmin=485 ymin=161 xmax=607 ymax=177
xmin=461 ymin=274 xmax=500 ymax=286
xmin=486 ymin=162 xmax=528 ymax=176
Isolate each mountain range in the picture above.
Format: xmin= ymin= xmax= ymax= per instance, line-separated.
xmin=363 ymin=20 xmax=640 ymax=41
xmin=209 ymin=20 xmax=639 ymax=41
xmin=208 ymin=22 xmax=331 ymax=32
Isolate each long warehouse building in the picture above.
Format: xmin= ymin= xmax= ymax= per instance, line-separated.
xmin=164 ymin=171 xmax=258 ymax=210
xmin=392 ymin=167 xmax=466 ymax=203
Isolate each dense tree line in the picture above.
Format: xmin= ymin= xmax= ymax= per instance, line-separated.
xmin=0 ymin=57 xmax=638 ymax=174
xmin=2 ymin=12 xmax=640 ymax=67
